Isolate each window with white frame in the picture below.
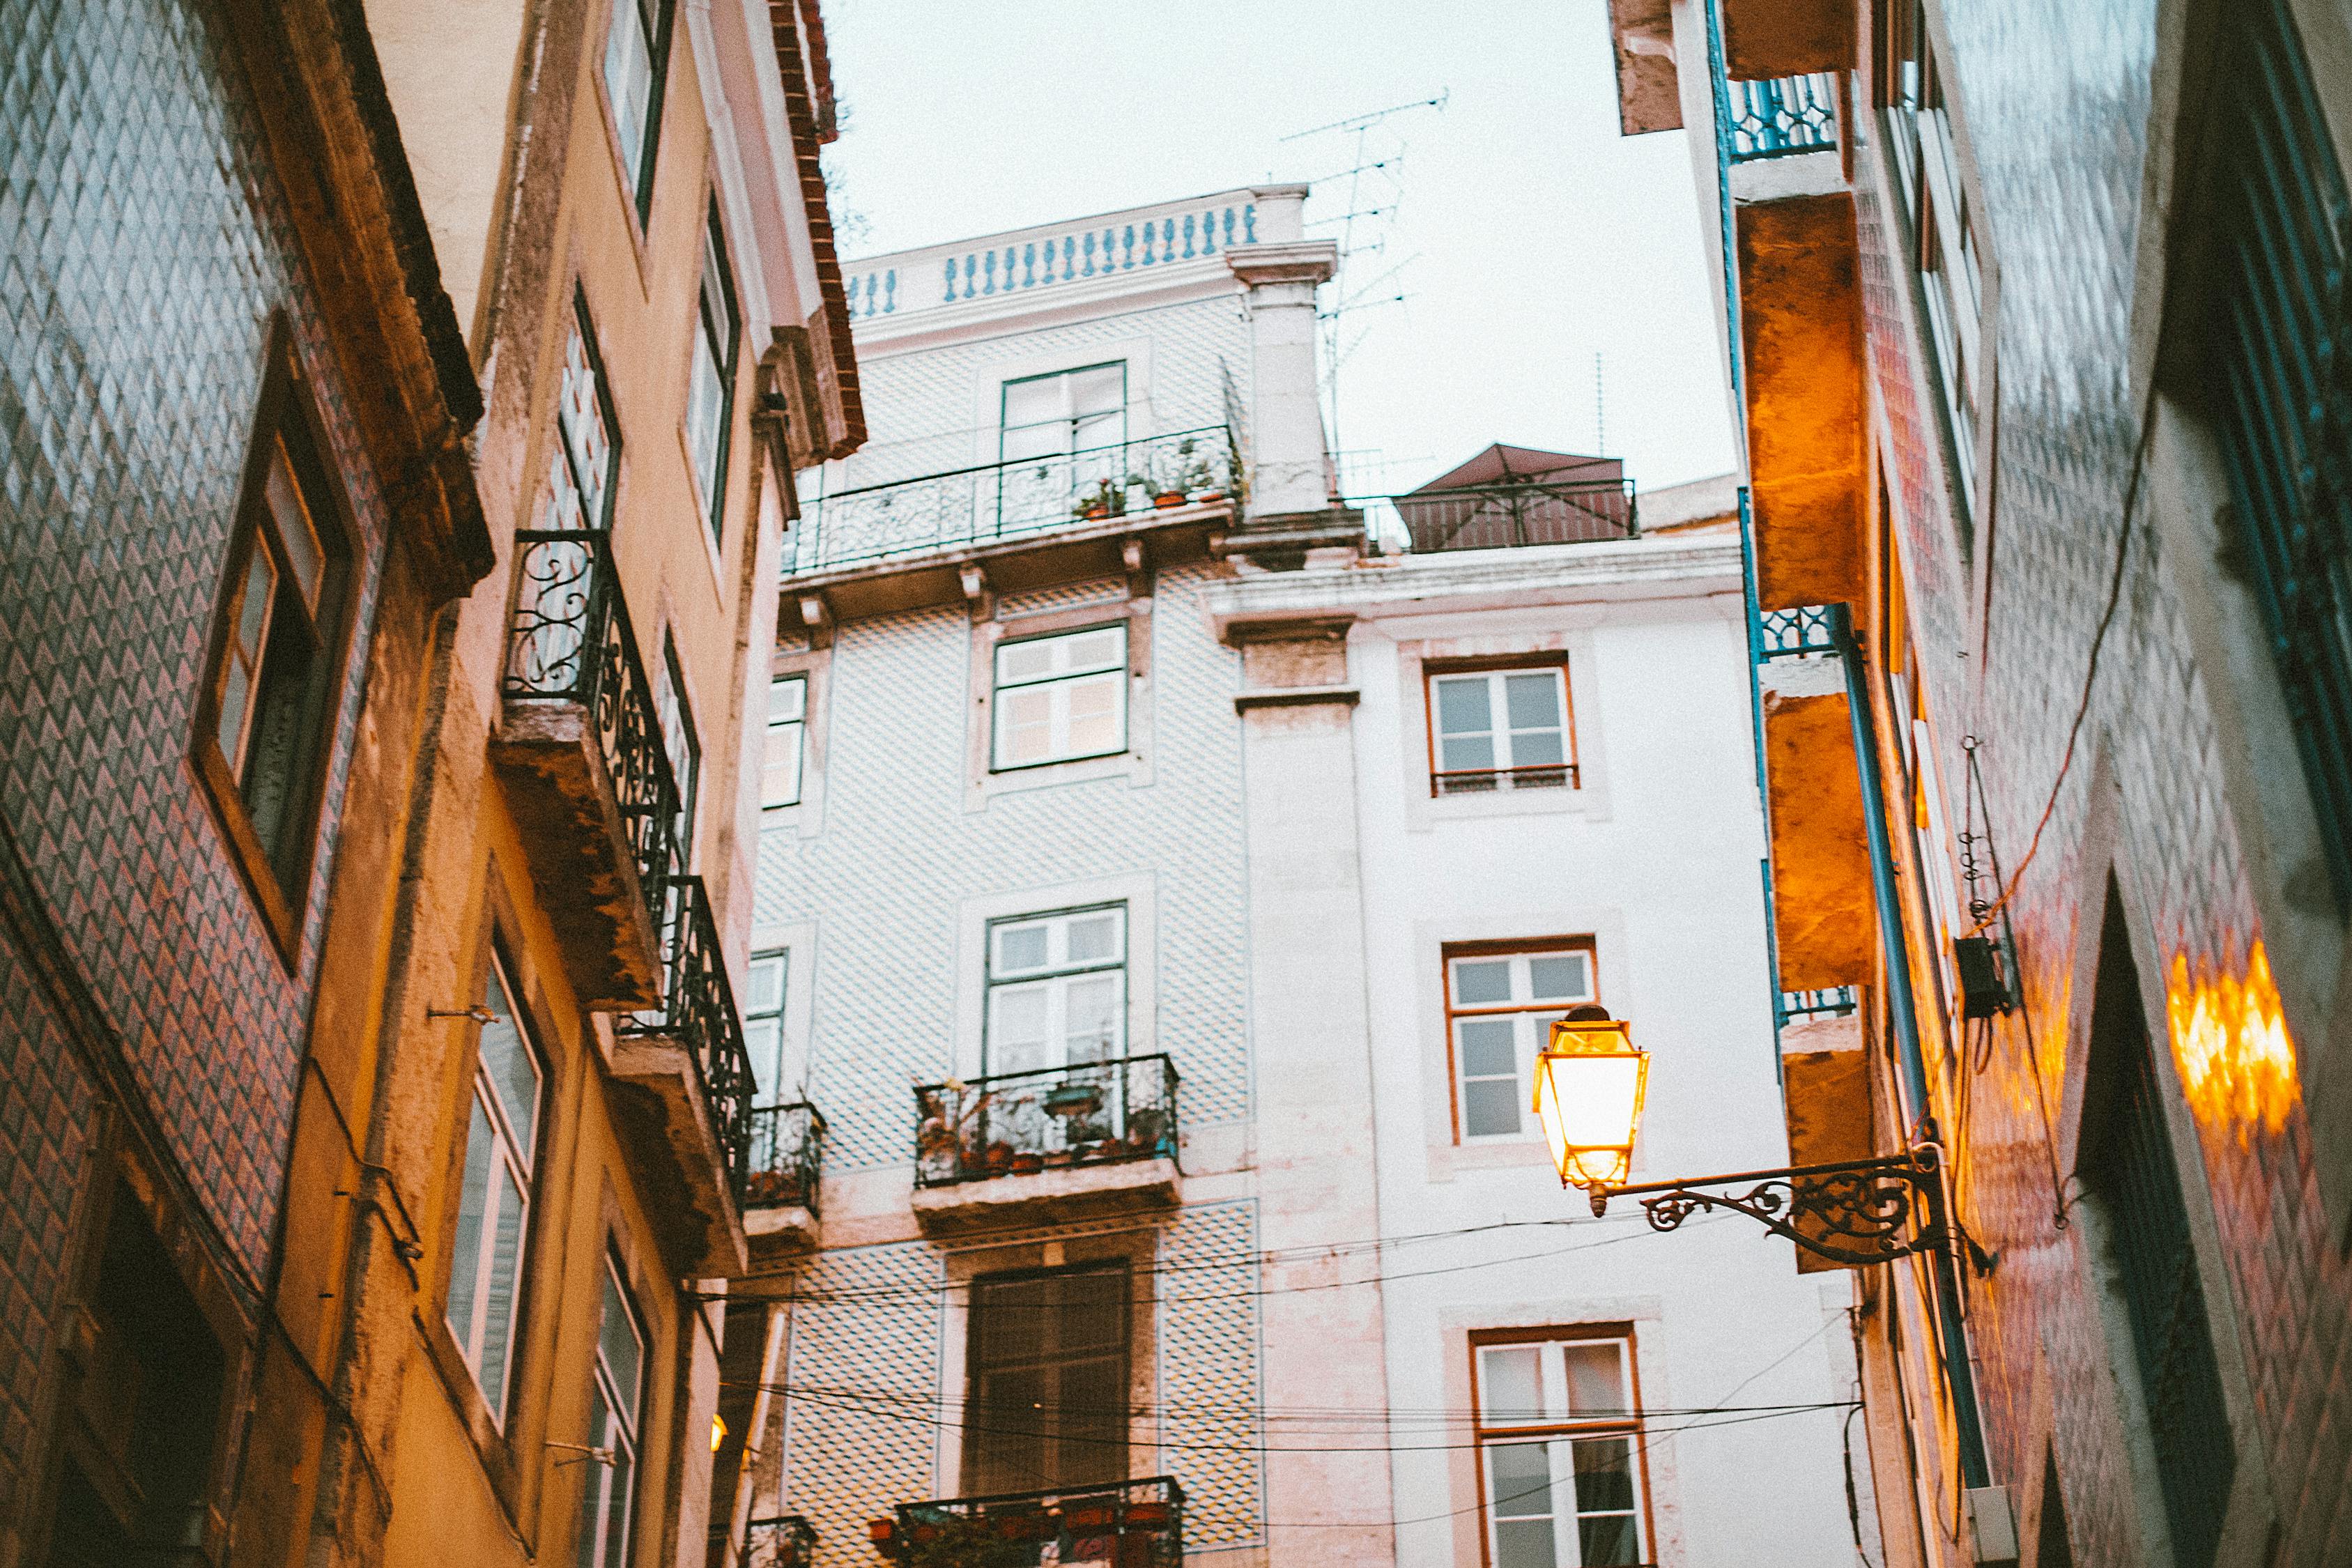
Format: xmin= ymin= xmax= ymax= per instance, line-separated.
xmin=1882 ymin=0 xmax=1983 ymax=517
xmin=654 ymin=636 xmax=699 ymax=855
xmin=445 ymin=954 xmax=542 ymax=1422
xmin=601 ymin=0 xmax=672 ymax=224
xmin=986 ymin=905 xmax=1125 ymax=1077
xmin=1000 ymin=362 xmax=1126 ymax=463
xmin=743 ymin=949 xmax=787 ymax=1101
xmin=1429 ymin=667 xmax=1576 ymax=795
xmin=686 ymin=199 xmax=740 ymax=538
xmin=544 ymin=294 xmax=620 ymax=533
xmin=1474 ymin=1334 xmax=1650 ymax=1568
xmin=1446 ymin=944 xmax=1597 ymax=1142
xmin=575 ymin=1254 xmax=645 ymax=1568
xmin=761 ymin=674 xmax=806 ymax=809
xmin=992 ymin=624 xmax=1128 ymax=771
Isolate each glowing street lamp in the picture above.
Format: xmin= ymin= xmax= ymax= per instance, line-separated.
xmin=1535 ymin=1004 xmax=1949 ymax=1266
xmin=1533 ymin=1006 xmax=1648 ymax=1199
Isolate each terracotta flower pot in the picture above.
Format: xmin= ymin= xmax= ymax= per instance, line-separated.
xmin=1011 ymin=1151 xmax=1044 ymax=1175
xmin=1153 ymin=491 xmax=1185 ymax=509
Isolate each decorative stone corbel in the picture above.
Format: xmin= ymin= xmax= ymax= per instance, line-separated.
xmin=1121 ymin=536 xmax=1155 ymax=603
xmin=959 ymin=562 xmax=994 ymax=624
xmin=797 ymin=592 xmax=834 ymax=651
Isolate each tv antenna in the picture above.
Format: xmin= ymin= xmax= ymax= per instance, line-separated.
xmin=1282 ymin=91 xmax=1446 ymax=494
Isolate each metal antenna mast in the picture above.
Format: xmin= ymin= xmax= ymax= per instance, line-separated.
xmin=1595 ymin=352 xmax=1606 ymax=454
xmin=1279 ymin=91 xmax=1445 ymax=496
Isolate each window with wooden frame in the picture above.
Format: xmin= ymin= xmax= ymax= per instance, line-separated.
xmin=544 ymin=291 xmax=620 ymax=533
xmin=576 ymin=1252 xmax=647 ymax=1568
xmin=193 ymin=324 xmax=357 ymax=961
xmin=686 ymin=197 xmax=740 ymax=539
xmin=985 ymin=905 xmax=1126 ymax=1077
xmin=1445 ymin=940 xmax=1599 ymax=1142
xmin=445 ymin=951 xmax=544 ymax=1425
xmin=743 ymin=948 xmax=787 ymax=1100
xmin=1427 ymin=658 xmax=1577 ymax=795
xmin=602 ymin=0 xmax=674 ymax=225
xmin=653 ymin=635 xmax=700 ymax=859
xmin=1471 ymin=1330 xmax=1652 ymax=1568
xmin=964 ymin=1263 xmax=1130 ymax=1495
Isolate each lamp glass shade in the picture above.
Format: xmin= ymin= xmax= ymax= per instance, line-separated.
xmin=1533 ymin=1017 xmax=1648 ymax=1190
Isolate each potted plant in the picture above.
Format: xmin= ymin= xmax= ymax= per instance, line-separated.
xmin=1125 ymin=1106 xmax=1169 ymax=1154
xmin=898 ymin=1516 xmax=1034 ymax=1568
xmin=1010 ymin=1148 xmax=1045 ymax=1175
xmin=1043 ymin=1080 xmax=1102 ymax=1117
xmin=1075 ymin=477 xmax=1126 ymax=521
xmin=985 ymin=1140 xmax=1015 ymax=1174
xmin=1125 ymin=1499 xmax=1171 ymax=1530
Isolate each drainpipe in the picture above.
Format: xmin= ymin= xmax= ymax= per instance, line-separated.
xmin=1832 ymin=604 xmax=1991 ymax=1492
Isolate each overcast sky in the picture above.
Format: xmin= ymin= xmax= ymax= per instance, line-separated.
xmin=817 ymin=0 xmax=1737 ymax=497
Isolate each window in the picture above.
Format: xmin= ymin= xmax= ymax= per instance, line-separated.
xmin=1429 ymin=666 xmax=1576 ymax=794
xmin=964 ymin=1266 xmax=1130 ymax=1494
xmin=2079 ymin=884 xmax=2232 ymax=1568
xmin=761 ymin=674 xmax=806 ymax=809
xmin=653 ymin=637 xmax=700 ymax=857
xmin=1000 ymin=362 xmax=1126 ymax=463
xmin=744 ymin=948 xmax=787 ymax=1100
xmin=1473 ymin=1333 xmax=1650 ymax=1568
xmin=1880 ymin=0 xmax=1983 ymax=517
xmin=195 ymin=335 xmax=355 ymax=957
xmin=987 ymin=905 xmax=1125 ymax=1077
xmin=602 ymin=0 xmax=672 ymax=223
xmin=545 ymin=294 xmax=620 ymax=532
xmin=992 ymin=624 xmax=1128 ymax=770
xmin=687 ymin=199 xmax=740 ymax=537
xmin=576 ymin=1255 xmax=646 ymax=1568
xmin=446 ymin=955 xmax=543 ymax=1422
xmin=2204 ymin=0 xmax=2352 ymax=909
xmin=1446 ymin=944 xmax=1597 ymax=1141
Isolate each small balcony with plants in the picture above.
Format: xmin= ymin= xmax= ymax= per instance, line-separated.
xmin=781 ymin=427 xmax=1239 ymax=622
xmin=742 ymin=1514 xmax=816 ymax=1568
xmin=489 ymin=528 xmax=682 ymax=1011
xmin=909 ymin=1055 xmax=1179 ymax=1234
xmin=742 ymin=1100 xmax=826 ymax=1253
xmin=869 ymin=1477 xmax=1184 ymax=1568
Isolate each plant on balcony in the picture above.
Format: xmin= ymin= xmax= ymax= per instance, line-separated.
xmin=895 ymin=1516 xmax=1036 ymax=1568
xmin=1075 ymin=477 xmax=1128 ymax=521
xmin=1125 ymin=1105 xmax=1169 ymax=1156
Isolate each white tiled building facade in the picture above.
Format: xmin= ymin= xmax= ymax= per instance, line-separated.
xmin=735 ymin=184 xmax=1866 ymax=1568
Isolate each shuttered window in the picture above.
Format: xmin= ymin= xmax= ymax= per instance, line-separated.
xmin=964 ymin=1266 xmax=1130 ymax=1494
xmin=2205 ymin=0 xmax=2352 ymax=909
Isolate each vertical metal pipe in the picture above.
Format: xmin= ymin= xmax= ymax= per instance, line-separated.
xmin=1833 ymin=603 xmax=1991 ymax=1490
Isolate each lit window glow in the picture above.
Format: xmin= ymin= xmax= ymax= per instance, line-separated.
xmin=2168 ymin=941 xmax=2298 ymax=1138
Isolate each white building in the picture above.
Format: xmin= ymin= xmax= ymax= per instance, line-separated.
xmin=728 ymin=183 xmax=1870 ymax=1568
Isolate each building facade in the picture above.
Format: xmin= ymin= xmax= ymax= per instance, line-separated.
xmin=1607 ymin=0 xmax=2352 ymax=1564
xmin=735 ymin=183 xmax=1872 ymax=1567
xmin=0 ymin=3 xmax=859 ymax=1568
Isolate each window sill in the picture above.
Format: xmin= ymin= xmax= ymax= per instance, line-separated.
xmin=1411 ymin=782 xmax=1594 ymax=829
xmin=970 ymin=746 xmax=1150 ymax=808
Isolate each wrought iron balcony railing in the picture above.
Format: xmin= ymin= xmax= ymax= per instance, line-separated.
xmin=914 ymin=1054 xmax=1179 ymax=1189
xmin=1725 ymin=72 xmax=1840 ymax=162
xmin=618 ymin=875 xmax=759 ymax=1201
xmin=1754 ymin=604 xmax=1840 ymax=661
xmin=502 ymin=528 xmax=684 ymax=906
xmin=1374 ymin=478 xmax=1638 ymax=554
xmin=1780 ymin=987 xmax=1860 ymax=1024
xmin=745 ymin=1101 xmax=825 ymax=1212
xmin=788 ymin=426 xmax=1238 ymax=574
xmin=871 ymin=1477 xmax=1184 ymax=1568
xmin=1434 ymin=762 xmax=1581 ymax=796
xmin=743 ymin=1514 xmax=815 ymax=1568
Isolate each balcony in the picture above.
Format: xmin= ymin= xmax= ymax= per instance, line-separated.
xmin=1725 ymin=73 xmax=1838 ymax=162
xmin=608 ymin=875 xmax=759 ymax=1273
xmin=489 ymin=530 xmax=682 ymax=1010
xmin=1715 ymin=0 xmax=1854 ymax=82
xmin=743 ymin=1516 xmax=815 ymax=1568
xmin=871 ymin=1477 xmax=1184 ymax=1568
xmin=742 ymin=1100 xmax=825 ymax=1252
xmin=909 ymin=1056 xmax=1180 ymax=1234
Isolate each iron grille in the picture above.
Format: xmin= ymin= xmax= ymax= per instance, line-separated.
xmin=746 ymin=1101 xmax=826 ymax=1213
xmin=2082 ymin=1008 xmax=2232 ymax=1568
xmin=1725 ymin=73 xmax=1840 ymax=162
xmin=744 ymin=1514 xmax=815 ymax=1568
xmin=617 ymin=875 xmax=758 ymax=1201
xmin=875 ymin=1476 xmax=1184 ymax=1568
xmin=2206 ymin=0 xmax=2352 ymax=909
xmin=914 ymin=1055 xmax=1179 ymax=1189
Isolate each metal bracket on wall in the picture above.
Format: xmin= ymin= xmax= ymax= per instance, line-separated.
xmin=1586 ymin=1146 xmax=1949 ymax=1267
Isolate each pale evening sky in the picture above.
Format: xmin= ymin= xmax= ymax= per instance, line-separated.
xmin=815 ymin=0 xmax=1738 ymax=498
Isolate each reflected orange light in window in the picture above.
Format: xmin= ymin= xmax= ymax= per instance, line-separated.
xmin=2168 ymin=941 xmax=2298 ymax=1137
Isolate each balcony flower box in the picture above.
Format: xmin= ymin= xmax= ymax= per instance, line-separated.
xmin=1125 ymin=1501 xmax=1171 ymax=1528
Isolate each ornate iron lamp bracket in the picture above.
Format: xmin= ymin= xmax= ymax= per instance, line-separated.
xmin=1586 ymin=1147 xmax=1948 ymax=1267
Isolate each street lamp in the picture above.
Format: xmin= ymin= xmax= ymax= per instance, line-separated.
xmin=1532 ymin=1006 xmax=1948 ymax=1267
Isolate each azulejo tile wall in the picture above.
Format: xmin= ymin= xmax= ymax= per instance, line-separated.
xmin=0 ymin=0 xmax=388 ymax=1286
xmin=1861 ymin=1 xmax=2352 ymax=1559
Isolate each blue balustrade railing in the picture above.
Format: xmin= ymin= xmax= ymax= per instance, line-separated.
xmin=843 ymin=201 xmax=1260 ymax=319
xmin=1757 ymin=604 xmax=1840 ymax=659
xmin=1725 ymin=73 xmax=1840 ymax=162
